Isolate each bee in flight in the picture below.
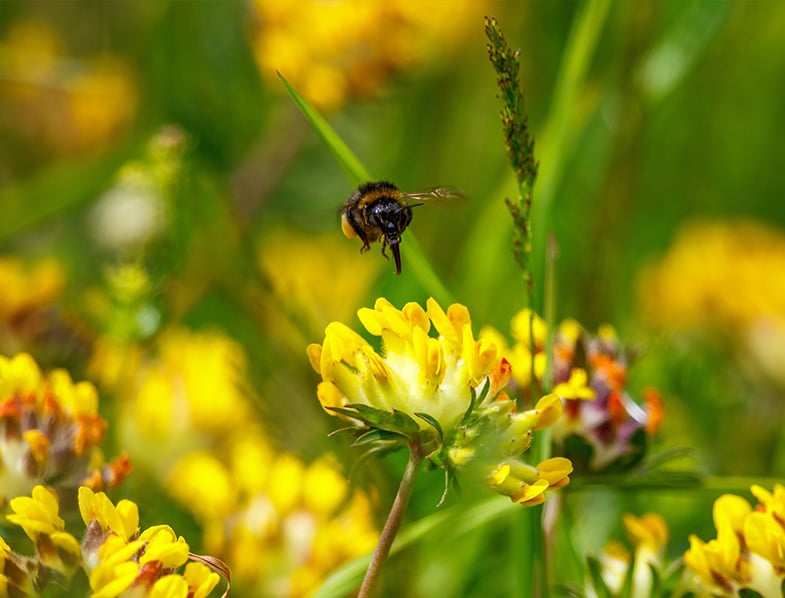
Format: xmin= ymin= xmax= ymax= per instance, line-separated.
xmin=341 ymin=180 xmax=462 ymax=275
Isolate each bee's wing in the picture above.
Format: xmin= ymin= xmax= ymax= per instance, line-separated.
xmin=403 ymin=187 xmax=465 ymax=203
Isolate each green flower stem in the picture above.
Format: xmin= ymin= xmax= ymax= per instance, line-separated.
xmin=358 ymin=442 xmax=425 ymax=598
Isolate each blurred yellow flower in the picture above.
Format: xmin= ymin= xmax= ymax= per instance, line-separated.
xmin=0 ymin=352 xmax=130 ymax=503
xmin=639 ymin=219 xmax=785 ymax=333
xmin=684 ymin=484 xmax=785 ymax=596
xmin=248 ymin=0 xmax=483 ymax=110
xmin=0 ymin=20 xmax=137 ymax=154
xmin=639 ymin=218 xmax=785 ymax=387
xmin=257 ymin=229 xmax=381 ymax=347
xmin=116 ymin=328 xmax=253 ymax=473
xmin=167 ymin=437 xmax=378 ymax=597
xmin=0 ymin=256 xmax=70 ymax=356
xmin=0 ymin=257 xmax=64 ymax=321
xmin=592 ymin=513 xmax=669 ymax=598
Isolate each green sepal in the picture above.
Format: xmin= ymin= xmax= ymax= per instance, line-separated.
xmin=435 ymin=462 xmax=461 ymax=508
xmin=414 ymin=412 xmax=444 ymax=441
xmin=327 ymin=425 xmax=363 ymax=438
xmin=461 ymin=378 xmax=490 ymax=424
xmin=352 ymin=428 xmax=409 ymax=447
xmin=327 ymin=404 xmax=420 ymax=438
xmin=738 ymin=589 xmax=764 ymax=598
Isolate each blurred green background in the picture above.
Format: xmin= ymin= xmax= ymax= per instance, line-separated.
xmin=2 ymin=0 xmax=785 ymax=596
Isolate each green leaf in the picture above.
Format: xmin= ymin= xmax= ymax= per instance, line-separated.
xmin=620 ymin=547 xmax=636 ymax=598
xmin=648 ymin=563 xmax=662 ymax=597
xmin=277 ymin=72 xmax=371 ymax=187
xmin=586 ymin=556 xmax=613 ymax=598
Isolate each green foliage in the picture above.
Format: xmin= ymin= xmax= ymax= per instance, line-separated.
xmin=3 ymin=1 xmax=785 ymax=596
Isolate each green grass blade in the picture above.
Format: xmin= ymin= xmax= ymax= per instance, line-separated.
xmin=277 ymin=72 xmax=371 ymax=186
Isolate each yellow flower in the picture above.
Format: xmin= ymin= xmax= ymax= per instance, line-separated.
xmin=6 ymin=485 xmax=82 ymax=577
xmin=256 ymin=230 xmax=381 ymax=345
xmin=487 ymin=456 xmax=573 ymax=506
xmin=0 ymin=256 xmax=64 ymax=321
xmin=7 ymin=485 xmax=64 ymax=541
xmin=0 ymin=20 xmax=136 ymax=154
xmin=309 ymin=297 xmax=508 ymax=439
xmin=118 ymin=327 xmax=254 ymax=473
xmin=184 ymin=562 xmax=221 ymax=598
xmin=248 ymin=0 xmax=482 ymax=110
xmin=138 ymin=526 xmax=190 ymax=569
xmin=639 ymin=218 xmax=785 ymax=334
xmin=310 ymin=298 xmax=571 ymax=507
xmin=2 ymin=485 xmax=222 ymax=598
xmin=79 ymin=486 xmax=140 ymax=543
xmin=167 ymin=452 xmax=237 ymax=521
xmin=592 ymin=513 xmax=670 ymax=598
xmin=173 ymin=437 xmax=378 ymax=597
xmin=482 ymin=309 xmax=548 ymax=391
xmin=684 ymin=485 xmax=785 ymax=596
xmin=0 ymin=354 xmax=128 ymax=501
xmin=553 ymin=368 xmax=596 ymax=401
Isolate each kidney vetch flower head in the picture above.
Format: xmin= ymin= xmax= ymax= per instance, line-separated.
xmin=0 ymin=352 xmax=130 ymax=504
xmin=2 ymin=484 xmax=226 ymax=597
xmin=308 ymin=297 xmax=571 ymax=505
xmin=684 ymin=483 xmax=785 ymax=596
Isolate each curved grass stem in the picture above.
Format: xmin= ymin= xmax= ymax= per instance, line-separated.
xmin=358 ymin=443 xmax=425 ymax=598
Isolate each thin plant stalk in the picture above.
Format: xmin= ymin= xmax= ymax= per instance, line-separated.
xmin=358 ymin=443 xmax=425 ymax=598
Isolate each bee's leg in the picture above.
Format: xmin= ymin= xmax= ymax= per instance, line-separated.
xmin=380 ymin=242 xmax=389 ymax=260
xmin=359 ymin=235 xmax=372 ymax=253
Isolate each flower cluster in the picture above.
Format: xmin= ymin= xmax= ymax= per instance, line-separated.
xmin=95 ymin=327 xmax=255 ymax=476
xmin=167 ymin=439 xmax=379 ymax=597
xmin=639 ymin=219 xmax=785 ymax=336
xmin=589 ymin=513 xmax=669 ymax=597
xmin=0 ymin=19 xmax=136 ymax=155
xmin=308 ymin=298 xmax=572 ymax=506
xmin=0 ymin=352 xmax=130 ymax=505
xmin=248 ymin=0 xmax=481 ymax=110
xmin=2 ymin=485 xmax=222 ymax=597
xmin=638 ymin=218 xmax=785 ymax=388
xmin=256 ymin=230 xmax=381 ymax=344
xmin=684 ymin=484 xmax=785 ymax=596
xmin=0 ymin=256 xmax=69 ymax=357
xmin=483 ymin=311 xmax=663 ymax=473
xmin=92 ymin=324 xmax=380 ymax=596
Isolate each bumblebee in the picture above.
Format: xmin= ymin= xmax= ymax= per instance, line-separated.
xmin=341 ymin=180 xmax=462 ymax=275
